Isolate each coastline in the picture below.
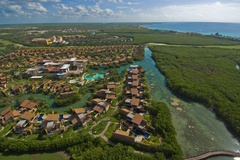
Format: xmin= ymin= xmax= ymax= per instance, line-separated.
xmin=140 ymin=22 xmax=240 ymax=38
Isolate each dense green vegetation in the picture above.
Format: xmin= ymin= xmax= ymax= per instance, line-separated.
xmin=151 ymin=45 xmax=240 ymax=137
xmin=0 ymin=131 xmax=159 ymax=160
xmin=148 ymin=102 xmax=184 ymax=160
xmin=1 ymin=24 xmax=240 ymax=54
xmin=55 ymin=93 xmax=81 ymax=107
xmin=67 ymin=140 xmax=157 ymax=160
xmin=102 ymin=25 xmax=240 ymax=45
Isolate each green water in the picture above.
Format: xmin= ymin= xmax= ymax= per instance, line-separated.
xmin=123 ymin=47 xmax=240 ymax=159
xmin=14 ymin=93 xmax=91 ymax=113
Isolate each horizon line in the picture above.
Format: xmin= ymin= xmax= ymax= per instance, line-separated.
xmin=1 ymin=21 xmax=240 ymax=26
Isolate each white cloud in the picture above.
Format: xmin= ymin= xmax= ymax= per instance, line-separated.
xmin=2 ymin=11 xmax=10 ymax=17
xmin=76 ymin=5 xmax=88 ymax=15
xmin=58 ymin=3 xmax=74 ymax=11
xmin=22 ymin=0 xmax=61 ymax=2
xmin=88 ymin=3 xmax=103 ymax=14
xmin=8 ymin=5 xmax=24 ymax=14
xmin=105 ymin=8 xmax=114 ymax=15
xmin=127 ymin=2 xmax=142 ymax=5
xmin=26 ymin=2 xmax=47 ymax=12
xmin=148 ymin=2 xmax=240 ymax=22
xmin=88 ymin=4 xmax=115 ymax=17
xmin=116 ymin=6 xmax=128 ymax=9
xmin=108 ymin=0 xmax=123 ymax=3
xmin=40 ymin=0 xmax=61 ymax=2
xmin=130 ymin=8 xmax=141 ymax=13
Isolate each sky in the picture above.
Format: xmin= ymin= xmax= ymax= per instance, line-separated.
xmin=0 ymin=0 xmax=240 ymax=24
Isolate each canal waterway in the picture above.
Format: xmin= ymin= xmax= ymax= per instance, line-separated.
xmin=128 ymin=47 xmax=240 ymax=159
xmin=6 ymin=93 xmax=91 ymax=113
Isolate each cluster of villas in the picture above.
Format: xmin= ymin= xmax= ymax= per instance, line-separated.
xmin=0 ymin=74 xmax=9 ymax=89
xmin=71 ymin=82 xmax=116 ymax=128
xmin=112 ymin=65 xmax=155 ymax=143
xmin=0 ymin=82 xmax=117 ymax=135
xmin=10 ymin=80 xmax=75 ymax=98
xmin=0 ymin=45 xmax=139 ymax=71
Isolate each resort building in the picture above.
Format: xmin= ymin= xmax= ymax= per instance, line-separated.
xmin=41 ymin=113 xmax=64 ymax=134
xmin=0 ymin=75 xmax=9 ymax=89
xmin=26 ymin=57 xmax=87 ymax=78
xmin=0 ymin=107 xmax=13 ymax=125
xmin=19 ymin=99 xmax=37 ymax=113
xmin=31 ymin=38 xmax=52 ymax=45
xmin=70 ymin=108 xmax=89 ymax=128
xmin=14 ymin=111 xmax=36 ymax=133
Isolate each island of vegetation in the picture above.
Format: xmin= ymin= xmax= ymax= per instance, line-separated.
xmin=0 ymin=23 xmax=240 ymax=160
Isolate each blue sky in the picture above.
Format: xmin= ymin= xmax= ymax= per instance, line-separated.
xmin=0 ymin=0 xmax=240 ymax=24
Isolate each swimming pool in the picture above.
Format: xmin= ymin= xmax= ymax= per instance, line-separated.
xmin=84 ymin=73 xmax=104 ymax=81
xmin=59 ymin=114 xmax=63 ymax=121
xmin=38 ymin=113 xmax=44 ymax=121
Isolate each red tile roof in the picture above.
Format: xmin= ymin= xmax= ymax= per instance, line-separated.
xmin=26 ymin=102 xmax=37 ymax=110
xmin=12 ymin=110 xmax=21 ymax=117
xmin=93 ymin=106 xmax=104 ymax=113
xmin=131 ymin=97 xmax=139 ymax=106
xmin=1 ymin=107 xmax=11 ymax=116
xmin=74 ymin=108 xmax=85 ymax=114
xmin=132 ymin=80 xmax=139 ymax=87
xmin=107 ymin=84 xmax=116 ymax=89
xmin=93 ymin=98 xmax=103 ymax=103
xmin=132 ymin=69 xmax=139 ymax=75
xmin=20 ymin=99 xmax=30 ymax=108
xmin=132 ymin=75 xmax=138 ymax=80
xmin=132 ymin=114 xmax=143 ymax=125
xmin=131 ymin=88 xmax=138 ymax=95
xmin=71 ymin=118 xmax=78 ymax=125
xmin=45 ymin=114 xmax=59 ymax=121
xmin=4 ymin=111 xmax=13 ymax=121
xmin=21 ymin=112 xmax=35 ymax=121
xmin=114 ymin=130 xmax=130 ymax=136
xmin=106 ymin=94 xmax=116 ymax=100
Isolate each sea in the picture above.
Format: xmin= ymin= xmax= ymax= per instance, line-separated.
xmin=141 ymin=22 xmax=240 ymax=38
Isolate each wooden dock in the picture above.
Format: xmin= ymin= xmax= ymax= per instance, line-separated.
xmin=185 ymin=150 xmax=240 ymax=160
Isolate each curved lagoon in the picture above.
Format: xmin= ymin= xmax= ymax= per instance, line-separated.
xmin=128 ymin=47 xmax=240 ymax=159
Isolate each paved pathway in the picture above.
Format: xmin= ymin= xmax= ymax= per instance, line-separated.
xmin=89 ymin=105 xmax=118 ymax=136
xmin=89 ymin=84 xmax=123 ymax=145
xmin=0 ymin=126 xmax=4 ymax=132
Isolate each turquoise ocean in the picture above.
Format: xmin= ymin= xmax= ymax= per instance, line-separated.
xmin=141 ymin=22 xmax=240 ymax=38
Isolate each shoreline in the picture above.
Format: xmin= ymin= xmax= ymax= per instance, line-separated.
xmin=140 ymin=22 xmax=240 ymax=39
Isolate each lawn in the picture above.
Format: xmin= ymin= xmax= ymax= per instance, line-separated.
xmin=98 ymin=107 xmax=115 ymax=119
xmin=110 ymin=112 xmax=120 ymax=123
xmin=105 ymin=123 xmax=118 ymax=139
xmin=142 ymin=135 xmax=161 ymax=146
xmin=0 ymin=39 xmax=16 ymax=50
xmin=0 ymin=122 xmax=14 ymax=137
xmin=144 ymin=114 xmax=151 ymax=124
xmin=92 ymin=120 xmax=108 ymax=135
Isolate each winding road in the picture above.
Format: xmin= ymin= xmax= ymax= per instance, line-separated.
xmin=88 ymin=105 xmax=118 ymax=146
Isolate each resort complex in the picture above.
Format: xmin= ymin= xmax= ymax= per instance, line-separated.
xmin=1 ymin=22 xmax=239 ymax=160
